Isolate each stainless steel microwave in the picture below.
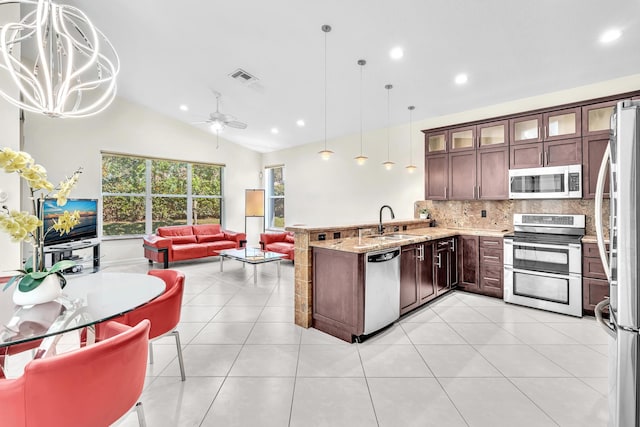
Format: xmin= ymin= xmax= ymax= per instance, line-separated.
xmin=508 ymin=165 xmax=582 ymax=199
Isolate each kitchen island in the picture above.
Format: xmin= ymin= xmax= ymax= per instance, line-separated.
xmin=286 ymin=220 xmax=509 ymax=342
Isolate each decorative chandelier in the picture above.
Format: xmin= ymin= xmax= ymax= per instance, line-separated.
xmin=0 ymin=0 xmax=120 ymax=118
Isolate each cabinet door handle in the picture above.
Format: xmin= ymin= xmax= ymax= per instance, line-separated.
xmin=417 ymin=245 xmax=424 ymax=261
xmin=483 ymin=277 xmax=500 ymax=282
xmin=546 ymin=150 xmax=550 ymax=165
xmin=436 ymin=253 xmax=442 ymax=268
xmin=444 ymin=186 xmax=447 ymax=199
xmin=539 ymin=151 xmax=543 ymax=166
xmin=477 ymin=185 xmax=480 ymax=199
xmin=483 ymin=241 xmax=500 ymax=246
xmin=538 ymin=126 xmax=542 ymax=140
xmin=450 ymin=238 xmax=456 ymax=252
xmin=483 ymin=255 xmax=500 ymax=261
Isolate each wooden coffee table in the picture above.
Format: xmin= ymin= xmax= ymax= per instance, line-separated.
xmin=219 ymin=247 xmax=285 ymax=284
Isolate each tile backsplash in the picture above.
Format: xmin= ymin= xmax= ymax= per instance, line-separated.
xmin=415 ymin=199 xmax=609 ymax=236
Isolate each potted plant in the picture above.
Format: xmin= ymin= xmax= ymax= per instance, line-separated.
xmin=0 ymin=147 xmax=82 ymax=305
xmin=419 ymin=208 xmax=430 ymax=219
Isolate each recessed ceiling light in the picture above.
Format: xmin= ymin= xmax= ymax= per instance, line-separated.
xmin=454 ymin=73 xmax=468 ymax=85
xmin=296 ymin=119 xmax=305 ymax=127
xmin=179 ymin=104 xmax=188 ymax=112
xmin=271 ymin=127 xmax=279 ymax=134
xmin=390 ymin=46 xmax=404 ymax=60
xmin=600 ymin=28 xmax=622 ymax=44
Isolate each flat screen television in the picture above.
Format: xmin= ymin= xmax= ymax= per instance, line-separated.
xmin=43 ymin=198 xmax=98 ymax=247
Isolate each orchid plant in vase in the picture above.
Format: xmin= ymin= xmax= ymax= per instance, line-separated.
xmin=0 ymin=147 xmax=82 ymax=304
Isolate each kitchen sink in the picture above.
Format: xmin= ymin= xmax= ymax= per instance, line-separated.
xmin=366 ymin=234 xmax=417 ymax=241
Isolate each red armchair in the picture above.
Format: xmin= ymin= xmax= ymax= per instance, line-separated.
xmin=143 ymin=224 xmax=246 ymax=268
xmin=260 ymin=231 xmax=295 ymax=261
xmin=0 ymin=320 xmax=150 ymax=427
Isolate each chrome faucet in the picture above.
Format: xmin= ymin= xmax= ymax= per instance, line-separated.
xmin=378 ymin=205 xmax=395 ymax=234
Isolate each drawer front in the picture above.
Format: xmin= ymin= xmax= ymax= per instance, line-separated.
xmin=480 ymin=247 xmax=503 ymax=265
xmin=480 ymin=264 xmax=503 ymax=296
xmin=583 ymin=242 xmax=609 ymax=258
xmin=583 ymin=257 xmax=607 ymax=280
xmin=480 ymin=236 xmax=503 ymax=249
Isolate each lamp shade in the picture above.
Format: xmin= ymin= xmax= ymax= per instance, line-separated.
xmin=245 ymin=189 xmax=264 ymax=216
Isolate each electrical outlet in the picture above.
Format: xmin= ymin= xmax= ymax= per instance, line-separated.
xmin=318 ymin=233 xmax=326 ymax=241
xmin=481 ymin=210 xmax=487 ymax=218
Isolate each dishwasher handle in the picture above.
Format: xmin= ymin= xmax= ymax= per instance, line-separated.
xmin=367 ymin=248 xmax=400 ymax=263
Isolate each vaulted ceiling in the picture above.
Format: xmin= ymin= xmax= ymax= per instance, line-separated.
xmin=61 ymin=0 xmax=640 ymax=152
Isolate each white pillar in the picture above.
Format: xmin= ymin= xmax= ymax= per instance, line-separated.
xmin=0 ymin=4 xmax=23 ymax=273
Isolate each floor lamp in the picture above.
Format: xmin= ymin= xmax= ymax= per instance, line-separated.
xmin=245 ymin=189 xmax=265 ymax=234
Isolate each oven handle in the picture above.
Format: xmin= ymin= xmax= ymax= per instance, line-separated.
xmin=509 ymin=268 xmax=580 ymax=280
xmin=511 ymin=241 xmax=581 ymax=251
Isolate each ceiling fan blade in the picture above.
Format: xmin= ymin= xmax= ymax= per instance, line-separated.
xmin=191 ymin=120 xmax=210 ymax=124
xmin=227 ymin=121 xmax=247 ymax=129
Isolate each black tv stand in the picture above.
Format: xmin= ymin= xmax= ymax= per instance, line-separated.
xmin=44 ymin=241 xmax=100 ymax=273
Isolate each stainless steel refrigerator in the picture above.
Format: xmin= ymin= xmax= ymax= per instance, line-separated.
xmin=595 ymin=99 xmax=640 ymax=427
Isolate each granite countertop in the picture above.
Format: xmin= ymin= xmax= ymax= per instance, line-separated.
xmin=310 ymin=227 xmax=512 ymax=254
xmin=582 ymin=235 xmax=610 ymax=244
xmin=286 ymin=219 xmax=432 ymax=233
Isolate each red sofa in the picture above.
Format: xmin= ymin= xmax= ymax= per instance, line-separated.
xmin=143 ymin=224 xmax=246 ymax=268
xmin=259 ymin=231 xmax=295 ymax=261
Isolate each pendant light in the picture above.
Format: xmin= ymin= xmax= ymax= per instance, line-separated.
xmin=354 ymin=59 xmax=368 ymax=165
xmin=406 ymin=106 xmax=417 ymax=173
xmin=318 ymin=24 xmax=334 ymax=160
xmin=382 ymin=84 xmax=395 ymax=170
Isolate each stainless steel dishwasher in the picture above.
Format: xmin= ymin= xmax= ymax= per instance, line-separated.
xmin=363 ymin=247 xmax=401 ymax=336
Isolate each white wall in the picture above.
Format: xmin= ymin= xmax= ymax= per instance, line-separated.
xmin=262 ymin=74 xmax=640 ymax=228
xmin=22 ymin=97 xmax=262 ymax=264
xmin=0 ymin=4 xmax=22 ymax=273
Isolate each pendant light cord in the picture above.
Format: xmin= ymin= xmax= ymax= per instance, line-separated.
xmin=324 ymin=28 xmax=328 ymax=150
xmin=386 ymin=86 xmax=391 ymax=161
xmin=359 ymin=63 xmax=363 ymax=154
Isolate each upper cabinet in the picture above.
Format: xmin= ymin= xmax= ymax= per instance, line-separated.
xmin=510 ymin=107 xmax=581 ymax=145
xmin=425 ymin=130 xmax=447 ymax=155
xmin=477 ymin=120 xmax=508 ymax=149
xmin=582 ymin=100 xmax=616 ymax=136
xmin=449 ymin=125 xmax=476 ymax=152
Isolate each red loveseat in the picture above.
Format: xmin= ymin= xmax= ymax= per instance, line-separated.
xmin=143 ymin=224 xmax=246 ymax=268
xmin=259 ymin=231 xmax=295 ymax=261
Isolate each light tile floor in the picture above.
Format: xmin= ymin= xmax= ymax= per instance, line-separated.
xmin=96 ymin=259 xmax=607 ymax=427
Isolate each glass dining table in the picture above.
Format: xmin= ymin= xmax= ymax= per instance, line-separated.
xmin=0 ymin=272 xmax=164 ymax=366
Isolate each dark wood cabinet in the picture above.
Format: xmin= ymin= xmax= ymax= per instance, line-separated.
xmin=448 ymin=151 xmax=476 ymax=200
xmin=510 ymin=142 xmax=543 ymax=169
xmin=477 ymin=147 xmax=509 ymax=199
xmin=449 ymin=125 xmax=476 ymax=152
xmin=458 ymin=236 xmax=479 ymax=291
xmin=477 ymin=120 xmax=508 ymax=150
xmin=582 ymin=100 xmax=615 ymax=199
xmin=457 ymin=235 xmax=503 ymax=298
xmin=545 ymin=138 xmax=582 ymax=166
xmin=449 ymin=237 xmax=458 ymax=287
xmin=479 ymin=236 xmax=504 ymax=298
xmin=582 ymin=100 xmax=616 ymax=137
xmin=582 ymin=242 xmax=609 ymax=316
xmin=400 ymin=243 xmax=435 ymax=315
xmin=425 ymin=153 xmax=448 ymax=200
xmin=510 ymin=113 xmax=544 ymax=145
xmin=434 ymin=239 xmax=451 ymax=296
xmin=510 ymin=138 xmax=581 ymax=169
xmin=425 ymin=130 xmax=447 ymax=154
xmin=543 ymin=107 xmax=582 ymax=141
xmin=312 ymin=248 xmax=364 ymax=342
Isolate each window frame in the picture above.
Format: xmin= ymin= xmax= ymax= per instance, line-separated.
xmin=101 ymin=153 xmax=224 ymax=239
xmin=265 ymin=165 xmax=285 ymax=231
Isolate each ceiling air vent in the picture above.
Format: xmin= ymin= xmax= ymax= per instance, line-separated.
xmin=229 ymin=68 xmax=259 ymax=85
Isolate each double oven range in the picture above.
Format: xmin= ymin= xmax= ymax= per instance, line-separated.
xmin=504 ymin=213 xmax=584 ymax=317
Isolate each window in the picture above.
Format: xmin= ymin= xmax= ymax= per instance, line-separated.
xmin=265 ymin=166 xmax=284 ymax=229
xmin=102 ymin=153 xmax=223 ymax=237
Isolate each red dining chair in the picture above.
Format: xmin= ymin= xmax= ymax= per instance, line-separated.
xmin=125 ymin=269 xmax=186 ymax=381
xmin=0 ymin=320 xmax=150 ymax=427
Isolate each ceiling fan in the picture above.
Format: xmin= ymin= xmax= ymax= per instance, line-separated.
xmin=193 ymin=91 xmax=248 ymax=133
